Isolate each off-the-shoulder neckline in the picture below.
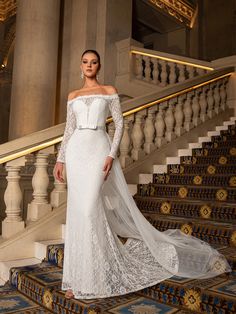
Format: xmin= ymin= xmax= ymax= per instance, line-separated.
xmin=68 ymin=93 xmax=119 ymax=103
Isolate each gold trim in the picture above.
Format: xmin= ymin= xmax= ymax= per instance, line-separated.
xmin=207 ymin=165 xmax=216 ymax=175
xmin=216 ymin=189 xmax=228 ymax=201
xmin=0 ymin=72 xmax=232 ymax=165
xmin=178 ymin=187 xmax=188 ymax=198
xmin=181 ymin=224 xmax=193 ymax=235
xmin=183 ymin=289 xmax=201 ymax=311
xmin=0 ymin=136 xmax=63 ymax=164
xmin=229 ymin=176 xmax=236 ymax=187
xmin=200 ymin=205 xmax=212 ymax=219
xmin=218 ymin=156 xmax=227 ymax=165
xmin=131 ymin=49 xmax=214 ymax=70
xmin=149 ymin=0 xmax=196 ymax=28
xmin=193 ymin=175 xmax=202 ymax=185
xmin=160 ymin=201 xmax=171 ymax=214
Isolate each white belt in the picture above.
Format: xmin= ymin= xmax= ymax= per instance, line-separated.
xmin=77 ymin=124 xmax=106 ymax=130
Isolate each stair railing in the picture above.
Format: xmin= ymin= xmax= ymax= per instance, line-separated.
xmin=0 ymin=67 xmax=233 ymax=239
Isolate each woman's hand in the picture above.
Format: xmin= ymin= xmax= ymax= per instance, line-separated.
xmin=103 ymin=156 xmax=114 ymax=181
xmin=54 ymin=162 xmax=65 ymax=182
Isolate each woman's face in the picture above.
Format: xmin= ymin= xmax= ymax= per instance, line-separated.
xmin=80 ymin=52 xmax=100 ymax=78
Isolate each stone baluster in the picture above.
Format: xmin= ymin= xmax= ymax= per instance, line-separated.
xmin=206 ymin=84 xmax=215 ymax=118
xmin=151 ymin=57 xmax=159 ymax=84
xmin=154 ymin=106 xmax=166 ymax=147
xmin=175 ymin=95 xmax=185 ymax=136
xmin=192 ymin=90 xmax=201 ymax=126
xmin=178 ymin=64 xmax=186 ymax=83
xmin=27 ymin=152 xmax=52 ymax=221
xmin=168 ymin=62 xmax=176 ymax=85
xmin=119 ymin=116 xmax=134 ymax=168
xmin=143 ymin=55 xmax=151 ymax=82
xmin=183 ymin=92 xmax=194 ymax=131
xmin=131 ymin=110 xmax=146 ymax=160
xmin=199 ymin=86 xmax=209 ymax=122
xmin=144 ymin=107 xmax=156 ymax=154
xmin=165 ymin=99 xmax=176 ymax=142
xmin=2 ymin=163 xmax=25 ymax=238
xmin=187 ymin=65 xmax=195 ymax=79
xmin=159 ymin=60 xmax=167 ymax=87
xmin=135 ymin=54 xmax=143 ymax=80
xmin=196 ymin=67 xmax=205 ymax=76
xmin=219 ymin=79 xmax=227 ymax=110
xmin=213 ymin=82 xmax=221 ymax=114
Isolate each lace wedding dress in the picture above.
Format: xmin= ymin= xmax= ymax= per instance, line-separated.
xmin=56 ymin=92 xmax=231 ymax=299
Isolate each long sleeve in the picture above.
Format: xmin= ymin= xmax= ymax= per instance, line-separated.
xmin=107 ymin=95 xmax=124 ymax=159
xmin=57 ymin=101 xmax=76 ymax=163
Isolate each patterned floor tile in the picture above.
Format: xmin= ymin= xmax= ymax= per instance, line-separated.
xmin=209 ymin=279 xmax=236 ymax=297
xmin=107 ymin=296 xmax=179 ymax=313
xmin=0 ymin=292 xmax=45 ymax=314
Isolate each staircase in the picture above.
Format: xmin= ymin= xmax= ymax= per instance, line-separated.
xmin=0 ymin=119 xmax=235 ymax=313
xmin=0 ymin=46 xmax=236 ymax=313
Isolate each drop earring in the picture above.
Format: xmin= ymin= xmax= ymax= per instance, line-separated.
xmin=96 ymin=72 xmax=99 ymax=80
xmin=80 ymin=71 xmax=84 ymax=79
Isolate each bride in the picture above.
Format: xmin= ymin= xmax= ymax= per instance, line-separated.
xmin=54 ymin=49 xmax=231 ymax=300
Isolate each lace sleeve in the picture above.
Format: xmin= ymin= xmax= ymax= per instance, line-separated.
xmin=107 ymin=95 xmax=124 ymax=159
xmin=56 ymin=101 xmax=76 ymax=163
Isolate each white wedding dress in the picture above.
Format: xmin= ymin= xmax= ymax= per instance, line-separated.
xmin=56 ymin=92 xmax=231 ymax=299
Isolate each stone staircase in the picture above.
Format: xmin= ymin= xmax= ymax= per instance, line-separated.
xmin=0 ymin=119 xmax=235 ymax=313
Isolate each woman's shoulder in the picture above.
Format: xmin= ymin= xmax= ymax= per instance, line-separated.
xmin=67 ymin=85 xmax=118 ymax=100
xmin=103 ymin=85 xmax=118 ymax=95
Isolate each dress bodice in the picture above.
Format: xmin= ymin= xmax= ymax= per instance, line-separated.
xmin=57 ymin=93 xmax=124 ymax=162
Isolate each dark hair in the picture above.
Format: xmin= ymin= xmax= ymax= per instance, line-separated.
xmin=81 ymin=49 xmax=101 ymax=68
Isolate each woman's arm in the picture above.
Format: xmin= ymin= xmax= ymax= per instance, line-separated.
xmin=56 ymin=100 xmax=76 ymax=163
xmin=107 ymin=93 xmax=124 ymax=159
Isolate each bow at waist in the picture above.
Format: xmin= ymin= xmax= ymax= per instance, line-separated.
xmin=77 ymin=124 xmax=106 ymax=130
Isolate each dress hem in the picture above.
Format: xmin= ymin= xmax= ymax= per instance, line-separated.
xmin=61 ymin=274 xmax=174 ymax=300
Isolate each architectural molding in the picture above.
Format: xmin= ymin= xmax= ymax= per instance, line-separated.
xmin=0 ymin=0 xmax=16 ymax=22
xmin=148 ymin=0 xmax=196 ymax=28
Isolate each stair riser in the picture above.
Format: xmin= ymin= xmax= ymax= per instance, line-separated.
xmin=134 ymin=197 xmax=236 ymax=223
xmin=153 ymin=174 xmax=236 ymax=187
xmin=144 ymin=215 xmax=234 ymax=247
xmin=168 ymin=164 xmax=236 ymax=175
xmin=137 ymin=184 xmax=236 ymax=203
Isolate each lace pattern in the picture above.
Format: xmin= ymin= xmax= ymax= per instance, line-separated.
xmin=108 ymin=95 xmax=124 ymax=159
xmin=56 ymin=101 xmax=76 ymax=163
xmin=61 ymin=198 xmax=172 ymax=299
xmin=56 ymin=93 xmax=124 ymax=162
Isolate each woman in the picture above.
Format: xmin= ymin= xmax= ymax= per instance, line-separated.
xmin=54 ymin=49 xmax=231 ymax=300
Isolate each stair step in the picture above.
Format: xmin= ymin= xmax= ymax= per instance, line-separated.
xmin=128 ymin=184 xmax=138 ymax=195
xmin=207 ymin=130 xmax=221 ymax=137
xmin=6 ymin=258 xmax=235 ymax=314
xmin=0 ymin=257 xmax=41 ymax=284
xmin=138 ymin=174 xmax=153 ymax=184
xmin=35 ymin=239 xmax=64 ymax=260
xmin=153 ymin=164 xmax=168 ymax=174
xmin=134 ymin=195 xmax=236 ymax=222
xmin=198 ymin=136 xmax=211 ymax=143
xmin=188 ymin=142 xmax=202 ymax=149
xmin=144 ymin=214 xmax=234 ymax=246
xmin=168 ymin=163 xmax=236 ymax=175
xmin=223 ymin=120 xmax=235 ymax=126
xmin=178 ymin=149 xmax=192 ymax=157
xmin=230 ymin=116 xmax=236 ymax=121
xmin=166 ymin=157 xmax=180 ymax=164
xmin=153 ymin=173 xmax=236 ymax=187
xmin=216 ymin=125 xmax=228 ymax=131
xmin=137 ymin=183 xmax=236 ymax=203
xmin=181 ymin=155 xmax=236 ymax=165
